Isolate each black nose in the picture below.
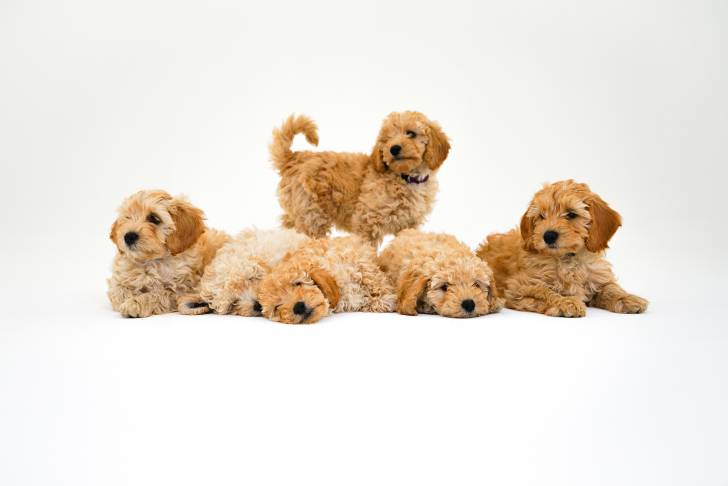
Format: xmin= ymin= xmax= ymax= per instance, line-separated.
xmin=124 ymin=231 xmax=139 ymax=246
xmin=461 ymin=299 xmax=475 ymax=313
xmin=253 ymin=301 xmax=262 ymax=313
xmin=543 ymin=230 xmax=559 ymax=245
xmin=390 ymin=145 xmax=402 ymax=156
xmin=293 ymin=301 xmax=307 ymax=315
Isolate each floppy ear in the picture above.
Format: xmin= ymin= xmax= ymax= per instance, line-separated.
xmin=167 ymin=198 xmax=206 ymax=255
xmin=396 ymin=268 xmax=429 ymax=315
xmin=371 ymin=143 xmax=387 ymax=173
xmin=109 ymin=220 xmax=119 ymax=244
xmin=585 ymin=195 xmax=622 ymax=252
xmin=310 ymin=267 xmax=340 ymax=309
xmin=424 ymin=121 xmax=450 ymax=171
xmin=519 ymin=208 xmax=535 ymax=251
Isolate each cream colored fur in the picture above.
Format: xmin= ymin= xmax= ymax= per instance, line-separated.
xmin=107 ymin=190 xmax=228 ymax=318
xmin=178 ymin=228 xmax=311 ymax=316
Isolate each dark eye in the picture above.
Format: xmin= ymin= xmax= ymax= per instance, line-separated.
xmin=147 ymin=213 xmax=161 ymax=224
xmin=566 ymin=212 xmax=578 ymax=220
xmin=440 ymin=283 xmax=449 ymax=292
xmin=538 ymin=214 xmax=545 ymax=220
xmin=406 ymin=130 xmax=416 ymax=138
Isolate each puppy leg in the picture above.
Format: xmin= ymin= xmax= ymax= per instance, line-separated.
xmin=358 ymin=266 xmax=397 ymax=312
xmin=207 ymin=289 xmax=240 ymax=315
xmin=118 ymin=290 xmax=177 ymax=318
xmin=178 ymin=293 xmax=211 ymax=315
xmin=294 ymin=206 xmax=332 ymax=239
xmin=590 ymin=282 xmax=648 ymax=314
xmin=507 ymin=283 xmax=586 ymax=318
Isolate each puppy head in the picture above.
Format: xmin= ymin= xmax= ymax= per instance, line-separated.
xmin=520 ymin=180 xmax=622 ymax=255
xmin=371 ymin=111 xmax=450 ymax=176
xmin=109 ymin=190 xmax=206 ymax=262
xmin=258 ymin=261 xmax=340 ymax=324
xmin=227 ymin=259 xmax=271 ymax=317
xmin=397 ymin=257 xmax=502 ymax=318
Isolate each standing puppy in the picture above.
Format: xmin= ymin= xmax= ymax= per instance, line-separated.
xmin=477 ymin=180 xmax=648 ymax=317
xmin=270 ymin=111 xmax=450 ymax=245
xmin=378 ymin=229 xmax=503 ymax=318
xmin=108 ymin=190 xmax=228 ymax=318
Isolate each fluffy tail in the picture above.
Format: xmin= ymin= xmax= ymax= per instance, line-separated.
xmin=269 ymin=114 xmax=319 ymax=171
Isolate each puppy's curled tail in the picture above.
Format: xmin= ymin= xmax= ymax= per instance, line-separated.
xmin=269 ymin=114 xmax=319 ymax=171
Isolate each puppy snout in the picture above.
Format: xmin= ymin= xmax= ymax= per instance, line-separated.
xmin=389 ymin=145 xmax=402 ymax=156
xmin=293 ymin=301 xmax=307 ymax=316
xmin=124 ymin=231 xmax=139 ymax=247
xmin=461 ymin=299 xmax=475 ymax=313
xmin=543 ymin=230 xmax=559 ymax=245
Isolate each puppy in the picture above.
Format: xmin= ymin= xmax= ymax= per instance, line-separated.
xmin=269 ymin=112 xmax=450 ymax=245
xmin=378 ymin=229 xmax=503 ymax=318
xmin=476 ymin=180 xmax=648 ymax=317
xmin=257 ymin=236 xmax=396 ymax=324
xmin=178 ymin=228 xmax=310 ymax=316
xmin=108 ymin=190 xmax=228 ymax=318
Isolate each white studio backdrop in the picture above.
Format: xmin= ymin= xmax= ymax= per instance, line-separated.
xmin=1 ymin=1 xmax=726 ymax=485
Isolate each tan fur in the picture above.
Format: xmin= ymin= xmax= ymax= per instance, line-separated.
xmin=178 ymin=228 xmax=310 ymax=316
xmin=378 ymin=229 xmax=503 ymax=318
xmin=107 ymin=190 xmax=228 ymax=318
xmin=269 ymin=112 xmax=450 ymax=245
xmin=476 ymin=180 xmax=648 ymax=317
xmin=258 ymin=236 xmax=396 ymax=324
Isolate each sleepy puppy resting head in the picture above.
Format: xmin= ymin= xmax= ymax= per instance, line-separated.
xmin=378 ymin=230 xmax=503 ymax=318
xmin=109 ymin=189 xmax=205 ymax=261
xmin=258 ymin=236 xmax=395 ymax=324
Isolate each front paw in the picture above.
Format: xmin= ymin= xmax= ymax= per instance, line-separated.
xmin=612 ymin=294 xmax=648 ymax=314
xmin=178 ymin=294 xmax=211 ymax=315
xmin=118 ymin=298 xmax=153 ymax=318
xmin=545 ymin=297 xmax=586 ymax=318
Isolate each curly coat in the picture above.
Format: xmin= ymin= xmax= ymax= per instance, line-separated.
xmin=476 ymin=180 xmax=648 ymax=317
xmin=178 ymin=228 xmax=310 ymax=316
xmin=378 ymin=229 xmax=503 ymax=318
xmin=107 ymin=190 xmax=228 ymax=318
xmin=257 ymin=236 xmax=396 ymax=324
xmin=269 ymin=111 xmax=450 ymax=245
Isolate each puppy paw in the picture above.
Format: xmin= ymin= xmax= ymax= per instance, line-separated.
xmin=545 ymin=297 xmax=586 ymax=318
xmin=396 ymin=303 xmax=418 ymax=316
xmin=119 ymin=298 xmax=153 ymax=318
xmin=178 ymin=294 xmax=211 ymax=315
xmin=612 ymin=294 xmax=648 ymax=314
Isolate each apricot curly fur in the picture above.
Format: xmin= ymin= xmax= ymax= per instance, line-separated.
xmin=258 ymin=236 xmax=396 ymax=324
xmin=178 ymin=228 xmax=310 ymax=316
xmin=378 ymin=229 xmax=503 ymax=318
xmin=476 ymin=180 xmax=648 ymax=318
xmin=107 ymin=190 xmax=228 ymax=318
xmin=269 ymin=112 xmax=450 ymax=245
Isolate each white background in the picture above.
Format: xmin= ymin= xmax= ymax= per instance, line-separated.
xmin=2 ymin=1 xmax=727 ymax=484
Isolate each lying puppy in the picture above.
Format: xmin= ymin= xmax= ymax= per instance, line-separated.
xmin=108 ymin=190 xmax=228 ymax=318
xmin=477 ymin=180 xmax=648 ymax=317
xmin=378 ymin=229 xmax=503 ymax=318
xmin=257 ymin=236 xmax=396 ymax=324
xmin=269 ymin=111 xmax=450 ymax=245
xmin=178 ymin=228 xmax=310 ymax=316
